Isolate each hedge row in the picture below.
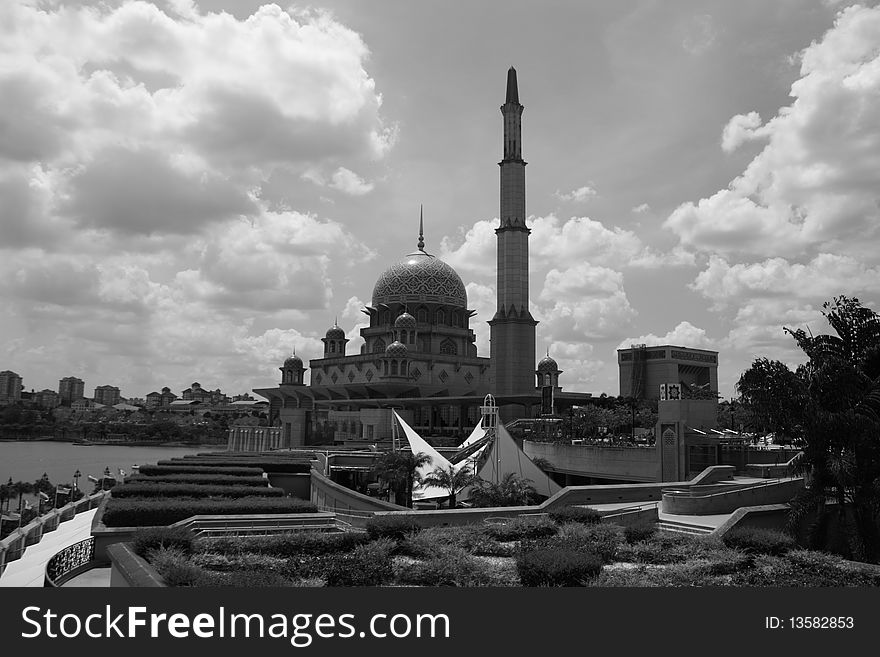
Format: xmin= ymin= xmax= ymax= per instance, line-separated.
xmin=156 ymin=460 xmax=312 ymax=473
xmin=125 ymin=474 xmax=269 ymax=487
xmin=101 ymin=496 xmax=318 ymax=527
xmin=137 ymin=465 xmax=265 ymax=477
xmin=110 ymin=483 xmax=284 ymax=499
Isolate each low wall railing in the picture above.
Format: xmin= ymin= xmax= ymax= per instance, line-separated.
xmin=44 ymin=536 xmax=96 ymax=587
xmin=1 ymin=490 xmax=109 ymax=576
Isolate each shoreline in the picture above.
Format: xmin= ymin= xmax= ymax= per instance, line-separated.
xmin=0 ymin=438 xmax=223 ymax=448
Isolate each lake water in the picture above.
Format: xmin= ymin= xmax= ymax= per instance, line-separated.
xmin=0 ymin=441 xmax=224 ymax=491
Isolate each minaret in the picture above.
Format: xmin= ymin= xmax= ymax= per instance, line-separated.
xmin=490 ymin=66 xmax=537 ymax=398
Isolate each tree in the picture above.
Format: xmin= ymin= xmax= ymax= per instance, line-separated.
xmin=736 ymin=357 xmax=806 ymax=439
xmin=784 ymin=296 xmax=880 ymax=562
xmin=468 ymin=473 xmax=540 ymax=507
xmin=420 ymin=463 xmax=476 ymax=509
xmin=371 ymin=450 xmax=432 ymax=508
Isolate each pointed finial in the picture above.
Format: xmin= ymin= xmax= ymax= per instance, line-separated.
xmin=418 ymin=205 xmax=425 ymax=251
xmin=546 ymin=346 xmax=550 ymax=358
xmin=506 ymin=66 xmax=519 ymax=104
xmin=334 ymin=316 xmax=338 ymax=327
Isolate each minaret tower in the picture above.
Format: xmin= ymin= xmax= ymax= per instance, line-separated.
xmin=490 ymin=66 xmax=537 ymax=398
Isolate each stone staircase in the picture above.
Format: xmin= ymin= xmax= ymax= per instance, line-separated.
xmin=656 ymin=518 xmax=716 ymax=536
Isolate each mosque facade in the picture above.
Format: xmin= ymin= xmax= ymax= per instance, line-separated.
xmin=252 ymin=68 xmax=588 ymax=448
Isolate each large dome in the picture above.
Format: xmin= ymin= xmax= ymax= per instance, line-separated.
xmin=372 ymin=250 xmax=467 ymax=308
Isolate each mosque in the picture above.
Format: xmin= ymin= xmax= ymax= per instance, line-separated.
xmin=250 ymin=68 xmax=592 ymax=449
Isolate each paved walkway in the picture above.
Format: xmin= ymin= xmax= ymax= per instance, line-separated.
xmin=0 ymin=509 xmax=97 ymax=587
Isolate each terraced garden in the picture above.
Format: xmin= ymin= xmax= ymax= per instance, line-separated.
xmin=130 ymin=513 xmax=880 ymax=587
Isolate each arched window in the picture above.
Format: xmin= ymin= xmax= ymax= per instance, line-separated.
xmin=374 ymin=338 xmax=386 ymax=353
xmin=330 ymin=342 xmax=336 ymax=353
xmin=383 ymin=361 xmax=388 ymax=375
xmin=440 ymin=339 xmax=457 ymax=356
xmin=400 ymin=330 xmax=407 ymax=344
xmin=452 ymin=311 xmax=460 ymax=327
xmin=401 ymin=361 xmax=408 ymax=376
xmin=544 ymin=373 xmax=551 ymax=386
xmin=417 ymin=308 xmax=428 ymax=323
xmin=391 ymin=360 xmax=398 ymax=375
xmin=435 ymin=309 xmax=445 ymax=325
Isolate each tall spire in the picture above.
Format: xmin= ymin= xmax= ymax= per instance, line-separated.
xmin=417 ymin=204 xmax=425 ymax=251
xmin=506 ymin=66 xmax=519 ymax=104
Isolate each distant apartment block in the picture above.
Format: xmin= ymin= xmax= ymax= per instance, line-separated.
xmin=181 ymin=382 xmax=228 ymax=404
xmin=618 ymin=344 xmax=719 ymax=400
xmin=94 ymin=385 xmax=121 ymax=406
xmin=34 ymin=389 xmax=61 ymax=409
xmin=59 ymin=376 xmax=85 ymax=404
xmin=0 ymin=370 xmax=23 ymax=405
xmin=146 ymin=386 xmax=178 ymax=408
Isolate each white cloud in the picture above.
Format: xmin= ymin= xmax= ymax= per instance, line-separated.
xmin=555 ymin=185 xmax=597 ymax=202
xmin=692 ymin=254 xmax=880 ymax=310
xmin=304 ymin=166 xmax=375 ymax=195
xmin=617 ymin=321 xmax=714 ymax=351
xmin=720 ymin=111 xmax=765 ymax=152
xmin=632 ymin=203 xmax=651 ymax=214
xmin=665 ymin=5 xmax=880 ymax=260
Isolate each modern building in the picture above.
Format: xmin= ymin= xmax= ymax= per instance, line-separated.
xmin=145 ymin=386 xmax=178 ymax=409
xmin=34 ymin=389 xmax=61 ymax=409
xmin=58 ymin=376 xmax=85 ymax=404
xmin=0 ymin=370 xmax=22 ymax=405
xmin=93 ymin=385 xmax=121 ymax=406
xmin=617 ymin=344 xmax=719 ymax=400
xmin=246 ymin=68 xmax=592 ymax=451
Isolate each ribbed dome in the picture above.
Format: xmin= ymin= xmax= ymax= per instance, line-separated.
xmin=283 ymin=354 xmax=303 ymax=369
xmin=394 ymin=312 xmax=417 ymax=329
xmin=537 ymin=354 xmax=558 ymax=372
xmin=385 ymin=340 xmax=408 ymax=358
xmin=325 ymin=323 xmax=345 ymax=340
xmin=372 ymin=250 xmax=467 ymax=308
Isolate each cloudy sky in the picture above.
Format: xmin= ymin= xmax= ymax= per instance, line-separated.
xmin=2 ymin=0 xmax=879 ymax=401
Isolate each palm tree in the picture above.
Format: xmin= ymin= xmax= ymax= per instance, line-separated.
xmin=371 ymin=450 xmax=432 ymax=508
xmin=784 ymin=296 xmax=880 ymax=562
xmin=468 ymin=473 xmax=540 ymax=508
xmin=421 ymin=463 xmax=476 ymax=509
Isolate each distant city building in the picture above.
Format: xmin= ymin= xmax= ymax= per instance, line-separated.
xmin=34 ymin=389 xmax=60 ymax=409
xmin=181 ymin=382 xmax=228 ymax=405
xmin=125 ymin=397 xmax=146 ymax=407
xmin=146 ymin=386 xmax=177 ymax=408
xmin=58 ymin=376 xmax=85 ymax=404
xmin=0 ymin=371 xmax=23 ymax=405
xmin=617 ymin=344 xmax=719 ymax=400
xmin=71 ymin=398 xmax=104 ymax=412
xmin=94 ymin=385 xmax=121 ymax=406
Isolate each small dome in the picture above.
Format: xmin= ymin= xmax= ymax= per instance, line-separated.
xmin=394 ymin=312 xmax=417 ymax=329
xmin=385 ymin=340 xmax=408 ymax=358
xmin=283 ymin=354 xmax=303 ymax=369
xmin=537 ymin=354 xmax=558 ymax=372
xmin=325 ymin=323 xmax=345 ymax=340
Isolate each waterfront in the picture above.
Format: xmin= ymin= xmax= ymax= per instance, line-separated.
xmin=0 ymin=441 xmax=222 ymax=491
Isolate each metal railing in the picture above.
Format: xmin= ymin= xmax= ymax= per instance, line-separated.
xmin=44 ymin=536 xmax=96 ymax=587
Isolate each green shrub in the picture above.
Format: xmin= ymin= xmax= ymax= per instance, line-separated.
xmin=616 ymin=533 xmax=726 ymax=565
xmin=101 ymin=496 xmax=317 ymax=527
xmin=149 ymin=548 xmax=213 ymax=586
xmin=322 ymin=539 xmax=396 ymax=586
xmin=126 ymin=474 xmax=269 ymax=487
xmin=624 ymin=522 xmax=657 ymax=544
xmin=111 ymin=482 xmax=284 ymax=499
xmin=592 ymin=563 xmax=724 ymax=587
xmin=548 ymin=506 xmax=601 ymax=525
xmin=365 ymin=515 xmax=422 ymax=541
xmin=731 ymin=551 xmax=880 ymax=587
xmin=212 ymin=569 xmax=292 ymax=587
xmin=191 ymin=552 xmax=289 ymax=572
xmin=721 ymin=527 xmax=796 ymax=556
xmin=516 ymin=549 xmax=603 ymax=586
xmin=396 ymin=548 xmax=494 ymax=586
xmin=138 ymin=465 xmax=264 ymax=477
xmin=485 ymin=516 xmax=558 ymax=542
xmin=132 ymin=526 xmax=195 ymax=557
xmin=199 ymin=531 xmax=370 ymax=557
xmin=156 ymin=459 xmax=311 ymax=473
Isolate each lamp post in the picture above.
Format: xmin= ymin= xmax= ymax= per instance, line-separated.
xmin=102 ymin=467 xmax=111 ymax=491
xmin=73 ymin=470 xmax=81 ymax=497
